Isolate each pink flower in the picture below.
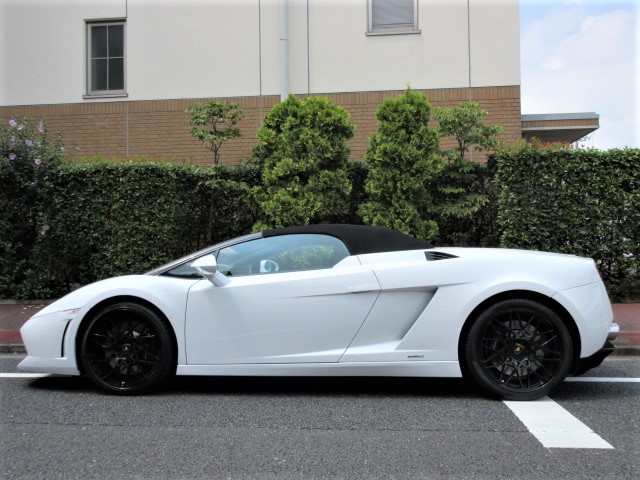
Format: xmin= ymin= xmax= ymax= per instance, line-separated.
xmin=40 ymin=225 xmax=49 ymax=236
xmin=8 ymin=119 xmax=17 ymax=127
xmin=38 ymin=120 xmax=45 ymax=133
xmin=9 ymin=135 xmax=16 ymax=144
xmin=17 ymin=124 xmax=24 ymax=131
xmin=34 ymin=158 xmax=42 ymax=165
xmin=9 ymin=153 xmax=16 ymax=160
xmin=25 ymin=139 xmax=33 ymax=147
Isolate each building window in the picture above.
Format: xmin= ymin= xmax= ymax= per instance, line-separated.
xmin=367 ymin=0 xmax=420 ymax=35
xmin=87 ymin=22 xmax=125 ymax=95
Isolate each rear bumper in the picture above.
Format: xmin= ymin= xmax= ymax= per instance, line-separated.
xmin=571 ymin=322 xmax=618 ymax=376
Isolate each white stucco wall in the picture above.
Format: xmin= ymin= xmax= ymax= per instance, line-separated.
xmin=469 ymin=0 xmax=520 ymax=87
xmin=127 ymin=0 xmax=262 ymax=100
xmin=307 ymin=0 xmax=472 ymax=93
xmin=1 ymin=0 xmax=127 ymax=105
xmin=0 ymin=0 xmax=520 ymax=106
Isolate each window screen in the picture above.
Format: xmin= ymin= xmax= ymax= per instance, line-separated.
xmin=369 ymin=0 xmax=419 ymax=34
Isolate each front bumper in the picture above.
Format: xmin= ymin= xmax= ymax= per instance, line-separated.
xmin=17 ymin=310 xmax=82 ymax=376
xmin=571 ymin=322 xmax=618 ymax=376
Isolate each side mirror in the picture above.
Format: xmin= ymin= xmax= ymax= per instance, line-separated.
xmin=191 ymin=255 xmax=230 ymax=287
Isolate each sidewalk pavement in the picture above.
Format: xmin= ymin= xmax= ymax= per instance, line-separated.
xmin=0 ymin=301 xmax=638 ymax=355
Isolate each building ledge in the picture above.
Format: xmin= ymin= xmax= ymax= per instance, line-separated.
xmin=522 ymin=112 xmax=599 ymax=144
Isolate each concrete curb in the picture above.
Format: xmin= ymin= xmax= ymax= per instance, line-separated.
xmin=0 ymin=344 xmax=25 ymax=354
xmin=610 ymin=345 xmax=640 ymax=357
xmin=0 ymin=299 xmax=56 ymax=305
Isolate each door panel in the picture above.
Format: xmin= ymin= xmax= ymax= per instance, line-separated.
xmin=185 ymin=267 xmax=380 ymax=364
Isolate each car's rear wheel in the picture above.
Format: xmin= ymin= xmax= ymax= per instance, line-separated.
xmin=80 ymin=302 xmax=175 ymax=395
xmin=465 ymin=299 xmax=573 ymax=401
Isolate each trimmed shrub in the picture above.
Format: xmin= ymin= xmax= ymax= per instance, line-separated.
xmin=359 ymin=88 xmax=442 ymax=242
xmin=431 ymin=160 xmax=498 ymax=247
xmin=343 ymin=161 xmax=369 ymax=225
xmin=251 ymin=95 xmax=355 ymax=229
xmin=495 ymin=143 xmax=640 ymax=301
xmin=429 ymin=101 xmax=503 ymax=246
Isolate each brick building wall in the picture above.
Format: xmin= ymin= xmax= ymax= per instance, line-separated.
xmin=522 ymin=118 xmax=598 ymax=129
xmin=1 ymin=86 xmax=521 ymax=166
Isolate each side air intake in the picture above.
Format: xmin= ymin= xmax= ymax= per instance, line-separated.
xmin=424 ymin=251 xmax=459 ymax=261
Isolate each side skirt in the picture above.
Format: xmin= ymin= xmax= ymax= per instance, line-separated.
xmin=176 ymin=361 xmax=462 ymax=378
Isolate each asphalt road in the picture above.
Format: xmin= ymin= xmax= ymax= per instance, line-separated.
xmin=1 ymin=354 xmax=638 ymax=480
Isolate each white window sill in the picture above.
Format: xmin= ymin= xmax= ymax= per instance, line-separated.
xmin=366 ymin=29 xmax=421 ymax=36
xmin=83 ymin=93 xmax=128 ymax=100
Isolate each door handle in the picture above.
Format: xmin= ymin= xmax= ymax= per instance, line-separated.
xmin=346 ymin=283 xmax=380 ymax=294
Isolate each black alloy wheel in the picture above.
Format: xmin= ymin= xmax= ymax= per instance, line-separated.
xmin=465 ymin=299 xmax=573 ymax=401
xmin=80 ymin=302 xmax=175 ymax=394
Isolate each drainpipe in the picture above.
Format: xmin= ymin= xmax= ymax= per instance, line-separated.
xmin=467 ymin=0 xmax=474 ymax=161
xmin=280 ymin=0 xmax=289 ymax=101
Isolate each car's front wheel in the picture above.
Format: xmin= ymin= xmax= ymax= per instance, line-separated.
xmin=80 ymin=302 xmax=176 ymax=395
xmin=464 ymin=299 xmax=573 ymax=401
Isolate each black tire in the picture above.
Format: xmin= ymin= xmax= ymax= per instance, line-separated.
xmin=464 ymin=299 xmax=573 ymax=401
xmin=80 ymin=302 xmax=176 ymax=395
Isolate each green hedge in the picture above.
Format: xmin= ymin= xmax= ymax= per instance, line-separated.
xmin=8 ymin=161 xmax=257 ymax=298
xmin=0 ymin=117 xmax=65 ymax=298
xmin=1 ymin=148 xmax=368 ymax=299
xmin=494 ymin=144 xmax=640 ymax=301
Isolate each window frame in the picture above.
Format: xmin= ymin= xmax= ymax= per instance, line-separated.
xmin=85 ymin=19 xmax=127 ymax=98
xmin=161 ymin=234 xmax=351 ymax=280
xmin=366 ymin=0 xmax=421 ymax=36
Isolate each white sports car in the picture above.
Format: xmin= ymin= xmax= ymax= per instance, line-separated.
xmin=19 ymin=224 xmax=618 ymax=400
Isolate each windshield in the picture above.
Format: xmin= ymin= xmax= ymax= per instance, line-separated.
xmin=145 ymin=232 xmax=261 ymax=277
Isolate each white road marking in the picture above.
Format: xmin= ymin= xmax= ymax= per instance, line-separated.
xmin=0 ymin=373 xmax=49 ymax=378
xmin=504 ymin=396 xmax=614 ymax=449
xmin=565 ymin=377 xmax=640 ymax=383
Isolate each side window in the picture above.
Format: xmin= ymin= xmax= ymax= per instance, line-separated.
xmin=217 ymin=234 xmax=350 ymax=277
xmin=367 ymin=0 xmax=420 ymax=35
xmin=86 ymin=21 xmax=126 ymax=96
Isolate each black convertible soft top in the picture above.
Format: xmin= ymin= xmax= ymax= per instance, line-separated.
xmin=262 ymin=224 xmax=433 ymax=255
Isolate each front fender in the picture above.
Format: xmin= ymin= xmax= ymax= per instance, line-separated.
xmin=21 ymin=275 xmax=197 ymax=373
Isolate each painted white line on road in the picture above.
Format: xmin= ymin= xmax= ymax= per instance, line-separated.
xmin=504 ymin=396 xmax=614 ymax=449
xmin=565 ymin=377 xmax=640 ymax=383
xmin=0 ymin=373 xmax=49 ymax=378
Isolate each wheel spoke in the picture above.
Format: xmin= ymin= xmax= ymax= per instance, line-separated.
xmin=503 ymin=364 xmax=520 ymax=385
xmin=538 ymin=335 xmax=557 ymax=347
xmin=482 ymin=351 xmax=506 ymax=364
xmin=516 ymin=368 xmax=525 ymax=388
xmin=132 ymin=358 xmax=157 ymax=365
xmin=89 ymin=337 xmax=107 ymax=348
xmin=489 ymin=320 xmax=511 ymax=335
xmin=538 ymin=346 xmax=561 ymax=356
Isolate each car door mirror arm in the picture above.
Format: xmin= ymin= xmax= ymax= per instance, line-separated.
xmin=191 ymin=255 xmax=230 ymax=287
